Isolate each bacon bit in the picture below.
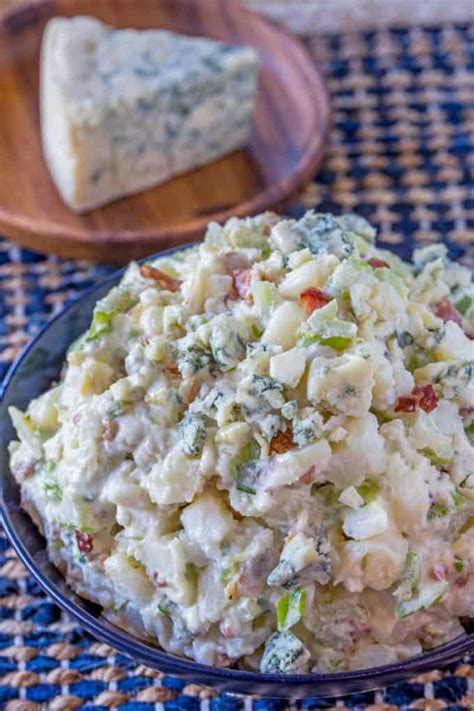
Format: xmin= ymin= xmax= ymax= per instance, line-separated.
xmin=413 ymin=384 xmax=439 ymax=413
xmin=75 ymin=531 xmax=93 ymax=554
xmin=102 ymin=420 xmax=117 ymax=441
xmin=163 ymin=362 xmax=181 ymax=379
xmin=270 ymin=428 xmax=295 ymax=455
xmin=215 ymin=653 xmax=231 ymax=668
xmin=232 ymin=269 xmax=252 ymax=300
xmin=430 ymin=564 xmax=447 ymax=582
xmin=17 ymin=463 xmax=35 ymax=481
xmin=140 ymin=265 xmax=181 ymax=292
xmin=454 ymin=574 xmax=469 ymax=588
xmin=434 ymin=299 xmax=463 ymax=328
xmin=395 ymin=384 xmax=438 ymax=414
xmin=299 ymin=465 xmax=316 ymax=485
xmin=367 ymin=258 xmax=390 ymax=269
xmin=220 ymin=624 xmax=234 ymax=639
xmin=184 ymin=378 xmax=200 ymax=405
xmin=394 ymin=396 xmax=417 ymax=413
xmin=299 ymin=287 xmax=331 ymax=315
xmin=152 ymin=572 xmax=168 ymax=588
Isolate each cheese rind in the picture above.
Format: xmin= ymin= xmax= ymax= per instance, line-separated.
xmin=40 ymin=16 xmax=260 ymax=212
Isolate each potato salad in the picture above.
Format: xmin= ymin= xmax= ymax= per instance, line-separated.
xmin=9 ymin=211 xmax=474 ymax=674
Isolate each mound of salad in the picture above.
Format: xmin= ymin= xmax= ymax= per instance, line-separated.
xmin=9 ymin=211 xmax=474 ymax=674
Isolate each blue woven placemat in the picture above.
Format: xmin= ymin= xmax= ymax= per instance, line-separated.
xmin=1 ymin=21 xmax=474 ymax=711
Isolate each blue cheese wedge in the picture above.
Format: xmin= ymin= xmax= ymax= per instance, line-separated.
xmin=40 ymin=16 xmax=260 ymax=212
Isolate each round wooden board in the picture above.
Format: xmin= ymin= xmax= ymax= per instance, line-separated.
xmin=0 ymin=0 xmax=329 ymax=263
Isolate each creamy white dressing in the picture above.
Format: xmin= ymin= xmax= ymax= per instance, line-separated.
xmin=9 ymin=211 xmax=474 ymax=674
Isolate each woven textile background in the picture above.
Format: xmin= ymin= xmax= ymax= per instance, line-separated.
xmin=1 ymin=21 xmax=474 ymax=711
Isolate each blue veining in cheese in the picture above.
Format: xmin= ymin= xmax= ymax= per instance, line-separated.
xmin=40 ymin=16 xmax=260 ymax=212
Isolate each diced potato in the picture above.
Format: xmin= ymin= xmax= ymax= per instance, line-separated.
xmin=434 ymin=321 xmax=473 ymax=361
xmin=270 ymin=220 xmax=300 ymax=254
xmin=307 ymin=353 xmax=375 ymax=416
xmin=109 ymin=376 xmax=134 ymax=402
xmin=215 ymin=422 xmax=251 ymax=446
xmin=79 ymin=359 xmax=115 ymax=396
xmin=452 ymin=527 xmax=474 ymax=561
xmin=343 ymin=501 xmax=389 ymax=540
xmin=181 ymin=492 xmax=234 ymax=557
xmin=144 ymin=335 xmax=167 ymax=363
xmin=137 ymin=532 xmax=195 ymax=605
xmin=183 ymin=266 xmax=207 ymax=314
xmin=262 ymin=302 xmax=306 ymax=350
xmin=139 ymin=305 xmax=163 ymax=337
xmin=339 ymin=533 xmax=408 ymax=592
xmin=28 ymin=387 xmax=60 ymax=433
xmin=386 ymin=453 xmax=430 ymax=534
xmin=339 ymin=486 xmax=364 ymax=509
xmin=105 ymin=551 xmax=154 ymax=604
xmin=262 ymin=438 xmax=332 ymax=489
xmin=269 ymin=348 xmax=307 ymax=388
xmin=8 ymin=406 xmax=43 ymax=460
xmin=147 ymin=447 xmax=202 ymax=505
xmin=278 ymin=258 xmax=333 ymax=298
xmin=326 ymin=415 xmax=385 ymax=487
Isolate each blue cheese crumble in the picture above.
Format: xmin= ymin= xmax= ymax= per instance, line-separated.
xmin=40 ymin=16 xmax=259 ymax=211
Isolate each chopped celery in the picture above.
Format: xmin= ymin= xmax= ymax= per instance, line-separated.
xmin=396 ymin=581 xmax=447 ymax=619
xmin=87 ymin=309 xmax=117 ymax=341
xmin=158 ymin=602 xmax=170 ymax=617
xmin=185 ymin=563 xmax=199 ymax=584
xmin=300 ymin=321 xmax=356 ymax=351
xmin=394 ymin=552 xmax=420 ymax=601
xmin=252 ymin=281 xmax=277 ymax=317
xmin=356 ymin=480 xmax=380 ymax=504
xmin=220 ymin=559 xmax=241 ymax=584
xmin=127 ymin=555 xmax=142 ymax=570
xmin=41 ymin=463 xmax=60 ymax=500
xmin=231 ymin=438 xmax=261 ymax=495
xmin=454 ymin=559 xmax=464 ymax=573
xmin=86 ymin=288 xmax=135 ymax=342
xmin=428 ymin=503 xmax=449 ymax=521
xmin=43 ymin=480 xmax=62 ymax=503
xmin=234 ymin=439 xmax=261 ymax=468
xmin=312 ymin=483 xmax=340 ymax=507
xmin=299 ymin=300 xmax=356 ymax=351
xmin=454 ymin=294 xmax=473 ymax=315
xmin=407 ymin=348 xmax=431 ymax=373
xmin=421 ymin=448 xmax=452 ymax=469
xmin=236 ymin=482 xmax=256 ymax=495
xmin=465 ymin=422 xmax=474 ymax=442
xmin=451 ymin=490 xmax=467 ymax=508
xmin=277 ymin=588 xmax=306 ymax=631
xmin=348 ymin=257 xmax=373 ymax=273
xmin=306 ymin=299 xmax=338 ymax=328
xmin=375 ymin=266 xmax=405 ymax=295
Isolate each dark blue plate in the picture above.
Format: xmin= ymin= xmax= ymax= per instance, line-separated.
xmin=1 ymin=248 xmax=473 ymax=698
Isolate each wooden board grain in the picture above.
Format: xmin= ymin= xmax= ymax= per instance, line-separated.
xmin=0 ymin=0 xmax=329 ymax=263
